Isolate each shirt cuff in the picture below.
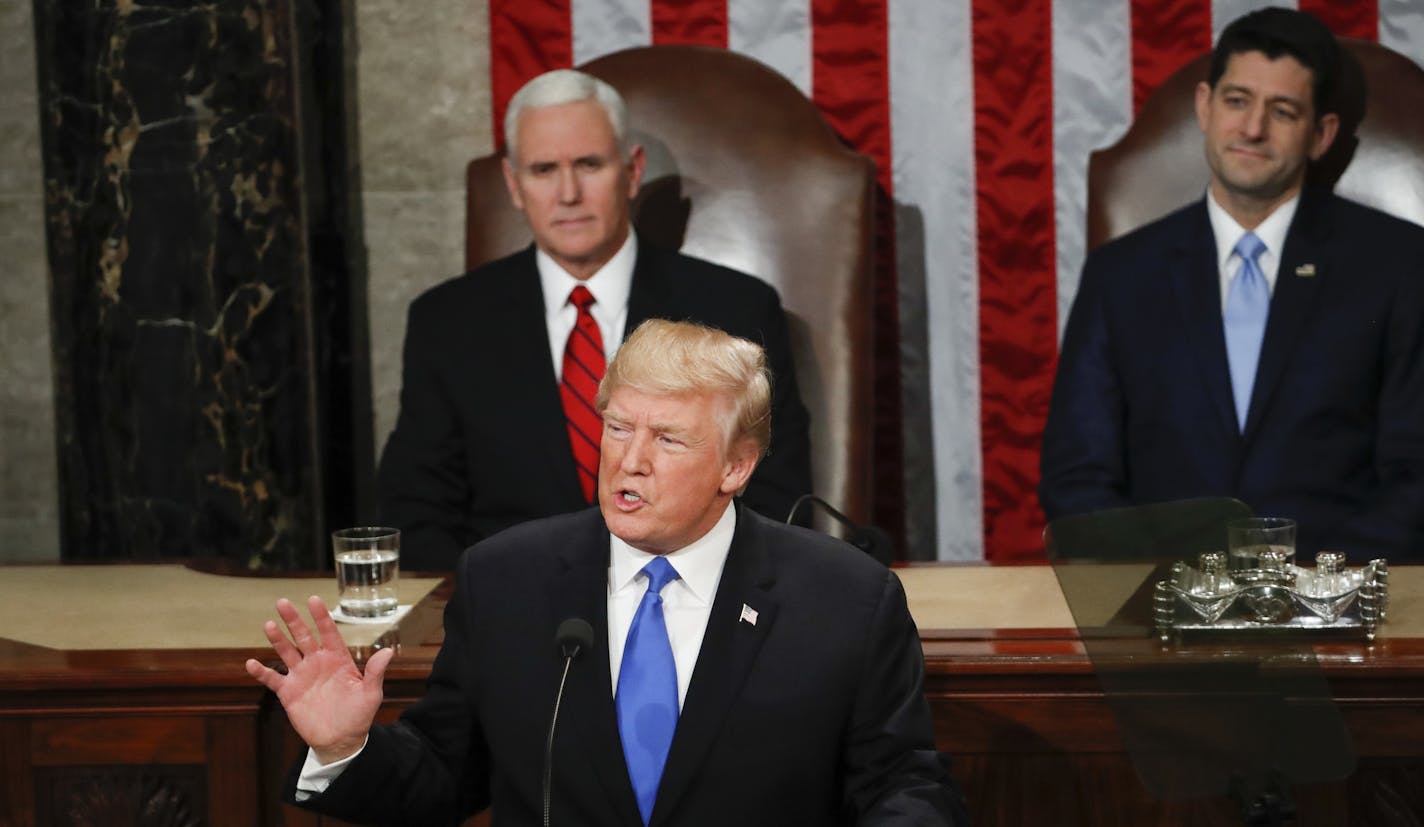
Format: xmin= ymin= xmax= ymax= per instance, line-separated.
xmin=294 ymin=737 xmax=367 ymax=801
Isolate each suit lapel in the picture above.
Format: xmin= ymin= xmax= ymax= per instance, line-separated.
xmin=1242 ymin=191 xmax=1329 ymax=439
xmin=625 ymin=241 xmax=673 ymax=338
xmin=651 ymin=507 xmax=780 ymax=824
xmin=508 ymin=246 xmax=588 ymax=505
xmin=547 ymin=516 xmax=644 ymax=825
xmin=1169 ymin=203 xmax=1239 ymax=439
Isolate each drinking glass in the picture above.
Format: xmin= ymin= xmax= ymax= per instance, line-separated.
xmin=1226 ymin=517 xmax=1296 ymax=571
xmin=332 ymin=527 xmax=401 ymax=618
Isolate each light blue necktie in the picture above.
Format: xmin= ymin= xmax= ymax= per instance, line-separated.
xmin=616 ymin=557 xmax=680 ymax=825
xmin=1223 ymin=232 xmax=1269 ymax=431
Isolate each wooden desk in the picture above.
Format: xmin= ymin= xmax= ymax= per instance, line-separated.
xmin=0 ymin=564 xmax=449 ymax=827
xmin=2 ymin=562 xmax=1422 ymax=826
xmin=911 ymin=562 xmax=1424 ymax=826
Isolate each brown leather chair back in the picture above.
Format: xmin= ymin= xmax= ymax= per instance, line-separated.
xmin=1087 ymin=38 xmax=1424 ymax=250
xmin=466 ymin=46 xmax=877 ymax=528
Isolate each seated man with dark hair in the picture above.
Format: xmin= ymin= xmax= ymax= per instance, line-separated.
xmin=379 ymin=69 xmax=812 ymax=570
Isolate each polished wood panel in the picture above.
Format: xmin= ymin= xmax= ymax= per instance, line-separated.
xmin=32 ymin=717 xmax=206 ymax=766
xmin=4 ymin=564 xmax=1423 ymax=825
xmin=923 ymin=630 xmax=1424 ymax=825
xmin=0 ymin=718 xmax=35 ymax=825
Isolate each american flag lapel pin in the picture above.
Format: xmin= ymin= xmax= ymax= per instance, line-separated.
xmin=739 ymin=603 xmax=758 ymax=626
xmin=1295 ymin=263 xmax=1316 ymax=277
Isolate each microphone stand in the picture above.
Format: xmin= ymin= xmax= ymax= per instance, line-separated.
xmin=786 ymin=494 xmax=896 ymax=566
xmin=544 ymin=618 xmax=593 ymax=827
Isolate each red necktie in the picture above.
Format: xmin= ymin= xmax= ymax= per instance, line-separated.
xmin=560 ymin=286 xmax=605 ymax=503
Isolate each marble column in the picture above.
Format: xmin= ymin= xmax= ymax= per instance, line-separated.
xmin=35 ymin=1 xmax=328 ymax=569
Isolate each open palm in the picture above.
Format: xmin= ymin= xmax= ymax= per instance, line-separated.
xmin=246 ymin=595 xmax=396 ymax=764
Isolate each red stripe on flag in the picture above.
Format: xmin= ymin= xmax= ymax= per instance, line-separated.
xmin=1300 ymin=0 xmax=1379 ymax=42
xmin=1129 ymin=0 xmax=1211 ymax=114
xmin=810 ymin=0 xmax=906 ymax=553
xmin=811 ymin=1 xmax=893 ymax=180
xmin=489 ymin=0 xmax=573 ymax=151
xmin=652 ymin=0 xmax=728 ymax=47
xmin=971 ymin=0 xmax=1056 ymax=561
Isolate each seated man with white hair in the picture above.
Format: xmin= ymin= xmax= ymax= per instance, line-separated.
xmin=377 ymin=69 xmax=813 ymax=571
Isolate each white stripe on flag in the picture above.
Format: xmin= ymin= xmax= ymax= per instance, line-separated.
xmin=889 ymin=0 xmax=980 ymax=560
xmin=573 ymin=0 xmax=651 ymax=66
xmin=728 ymin=0 xmax=813 ymax=95
xmin=1381 ymin=0 xmax=1424 ymax=66
xmin=1052 ymin=0 xmax=1132 ymax=336
xmin=1212 ymin=0 xmax=1300 ymax=42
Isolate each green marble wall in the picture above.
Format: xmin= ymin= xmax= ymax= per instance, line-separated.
xmin=9 ymin=0 xmax=493 ymax=567
xmin=35 ymin=1 xmax=322 ymax=567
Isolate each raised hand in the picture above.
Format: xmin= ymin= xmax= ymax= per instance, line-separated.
xmin=245 ymin=595 xmax=396 ymax=764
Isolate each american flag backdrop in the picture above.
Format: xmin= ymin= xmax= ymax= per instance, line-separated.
xmin=484 ymin=0 xmax=1424 ymax=561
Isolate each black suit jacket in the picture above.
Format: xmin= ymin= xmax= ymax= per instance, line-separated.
xmin=1040 ymin=189 xmax=1424 ymax=560
xmin=293 ymin=505 xmax=966 ymax=826
xmin=378 ymin=242 xmax=813 ymax=570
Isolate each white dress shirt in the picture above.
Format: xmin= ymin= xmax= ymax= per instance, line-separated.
xmin=537 ymin=230 xmax=637 ymax=378
xmin=607 ymin=501 xmax=735 ymax=708
xmin=297 ymin=499 xmax=736 ymax=795
xmin=1206 ymin=189 xmax=1300 ymax=312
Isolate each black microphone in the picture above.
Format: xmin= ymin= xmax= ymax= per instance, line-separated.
xmin=786 ymin=494 xmax=896 ymax=567
xmin=544 ymin=618 xmax=594 ymax=827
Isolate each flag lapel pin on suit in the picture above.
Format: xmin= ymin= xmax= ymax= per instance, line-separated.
xmin=1295 ymin=264 xmax=1316 ymax=277
xmin=739 ymin=604 xmax=758 ymax=626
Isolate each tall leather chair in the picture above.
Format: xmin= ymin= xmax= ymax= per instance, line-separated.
xmin=466 ymin=46 xmax=877 ymax=531
xmin=1087 ymin=38 xmax=1424 ymax=250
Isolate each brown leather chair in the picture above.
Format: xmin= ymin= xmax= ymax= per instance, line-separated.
xmin=1087 ymin=38 xmax=1424 ymax=250
xmin=465 ymin=46 xmax=877 ymax=532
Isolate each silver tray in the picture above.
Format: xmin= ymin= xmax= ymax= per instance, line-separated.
xmin=1153 ymin=556 xmax=1389 ymax=642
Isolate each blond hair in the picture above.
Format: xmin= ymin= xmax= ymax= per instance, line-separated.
xmin=596 ymin=319 xmax=772 ymax=457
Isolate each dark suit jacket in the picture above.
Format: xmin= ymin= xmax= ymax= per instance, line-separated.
xmin=293 ymin=505 xmax=966 ymax=826
xmin=378 ymin=242 xmax=813 ymax=570
xmin=1040 ymin=188 xmax=1424 ymax=561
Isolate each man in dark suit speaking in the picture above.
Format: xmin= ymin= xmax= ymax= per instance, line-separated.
xmin=378 ymin=69 xmax=812 ymax=571
xmin=1040 ymin=8 xmax=1424 ymax=560
xmin=248 ymin=320 xmax=965 ymax=826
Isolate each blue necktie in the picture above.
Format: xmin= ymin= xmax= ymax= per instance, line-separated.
xmin=616 ymin=557 xmax=680 ymax=825
xmin=1224 ymin=232 xmax=1269 ymax=431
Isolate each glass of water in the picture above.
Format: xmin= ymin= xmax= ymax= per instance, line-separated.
xmin=332 ymin=527 xmax=400 ymax=618
xmin=1226 ymin=517 xmax=1297 ymax=572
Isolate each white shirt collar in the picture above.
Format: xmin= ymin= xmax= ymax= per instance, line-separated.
xmin=608 ymin=500 xmax=736 ymax=606
xmin=536 ymin=228 xmax=637 ymax=324
xmin=1205 ymin=189 xmax=1299 ymax=281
